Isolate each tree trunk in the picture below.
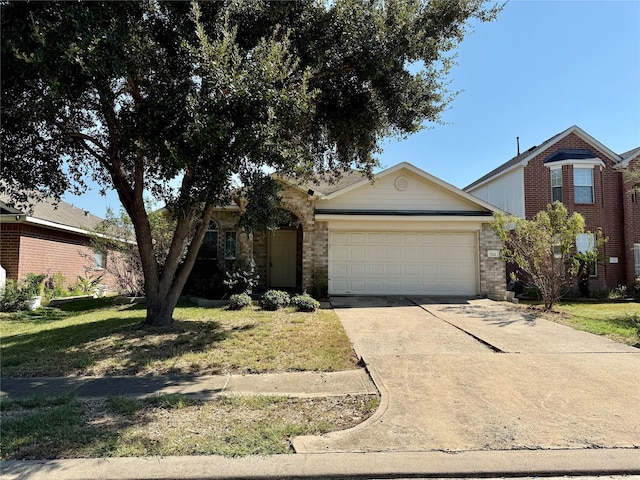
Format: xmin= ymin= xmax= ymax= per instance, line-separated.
xmin=144 ymin=294 xmax=176 ymax=327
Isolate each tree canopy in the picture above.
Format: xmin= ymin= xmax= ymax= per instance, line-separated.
xmin=1 ymin=0 xmax=501 ymax=325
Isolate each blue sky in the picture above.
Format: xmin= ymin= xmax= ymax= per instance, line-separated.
xmin=65 ymin=0 xmax=640 ymax=217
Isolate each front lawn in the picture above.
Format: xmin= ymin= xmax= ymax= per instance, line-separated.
xmin=0 ymin=298 xmax=359 ymax=377
xmin=540 ymin=301 xmax=640 ymax=347
xmin=1 ymin=393 xmax=379 ymax=459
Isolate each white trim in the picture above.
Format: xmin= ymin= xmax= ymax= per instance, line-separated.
xmin=315 ymin=213 xmax=491 ymax=222
xmin=543 ymin=158 xmax=605 ymax=169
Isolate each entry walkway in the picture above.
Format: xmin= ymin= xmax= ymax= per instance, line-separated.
xmin=293 ymin=296 xmax=640 ymax=454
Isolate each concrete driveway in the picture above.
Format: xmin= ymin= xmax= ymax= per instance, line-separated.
xmin=293 ymin=297 xmax=640 ymax=453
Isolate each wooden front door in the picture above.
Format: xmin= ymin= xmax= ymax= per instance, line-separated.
xmin=269 ymin=229 xmax=297 ymax=288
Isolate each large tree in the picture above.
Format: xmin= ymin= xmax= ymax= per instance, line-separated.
xmin=1 ymin=0 xmax=501 ymax=326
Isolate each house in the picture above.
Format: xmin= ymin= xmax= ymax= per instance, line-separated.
xmin=464 ymin=125 xmax=640 ymax=291
xmin=0 ymin=195 xmax=115 ymax=290
xmin=199 ymin=162 xmax=506 ymax=298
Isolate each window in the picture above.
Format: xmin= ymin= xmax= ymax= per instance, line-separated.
xmin=551 ymin=168 xmax=562 ymax=202
xmin=574 ymin=168 xmax=594 ymax=203
xmin=225 ymin=231 xmax=237 ymax=260
xmin=94 ymin=252 xmax=106 ymax=269
xmin=576 ymin=233 xmax=596 ymax=276
xmin=198 ymin=221 xmax=218 ymax=259
xmin=634 ymin=244 xmax=640 ymax=277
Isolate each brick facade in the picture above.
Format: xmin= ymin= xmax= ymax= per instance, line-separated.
xmin=0 ymin=222 xmax=117 ymax=290
xmin=210 ymin=180 xmax=503 ymax=298
xmin=479 ymin=224 xmax=507 ymax=299
xmin=522 ymin=132 xmax=628 ymax=290
xmin=622 ymin=157 xmax=640 ymax=282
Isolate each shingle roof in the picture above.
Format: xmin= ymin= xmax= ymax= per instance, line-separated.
xmin=464 ymin=130 xmax=564 ymax=191
xmin=620 ymin=146 xmax=640 ymax=160
xmin=464 ymin=126 xmax=632 ymax=191
xmin=0 ymin=194 xmax=104 ymax=232
xmin=277 ymin=169 xmax=367 ymax=196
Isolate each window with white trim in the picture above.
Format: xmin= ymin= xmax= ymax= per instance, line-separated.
xmin=198 ymin=221 xmax=218 ymax=259
xmin=634 ymin=244 xmax=640 ymax=277
xmin=551 ymin=168 xmax=562 ymax=202
xmin=94 ymin=252 xmax=106 ymax=269
xmin=576 ymin=232 xmax=596 ymax=276
xmin=225 ymin=231 xmax=237 ymax=260
xmin=574 ymin=168 xmax=594 ymax=203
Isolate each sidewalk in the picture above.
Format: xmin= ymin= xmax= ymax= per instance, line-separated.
xmin=0 ymin=369 xmax=377 ymax=400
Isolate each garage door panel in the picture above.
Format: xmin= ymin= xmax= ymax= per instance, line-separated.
xmin=329 ymin=230 xmax=478 ymax=296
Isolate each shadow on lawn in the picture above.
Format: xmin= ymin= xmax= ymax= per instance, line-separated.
xmin=1 ymin=311 xmax=252 ymax=377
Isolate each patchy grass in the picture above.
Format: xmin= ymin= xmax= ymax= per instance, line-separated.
xmin=0 ymin=393 xmax=379 ymax=459
xmin=0 ymin=298 xmax=358 ymax=377
xmin=531 ymin=301 xmax=640 ymax=347
xmin=554 ymin=302 xmax=640 ymax=347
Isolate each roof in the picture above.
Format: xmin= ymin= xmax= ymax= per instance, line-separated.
xmin=0 ymin=195 xmax=104 ymax=235
xmin=618 ymin=146 xmax=640 ymax=167
xmin=464 ymin=125 xmax=624 ymax=191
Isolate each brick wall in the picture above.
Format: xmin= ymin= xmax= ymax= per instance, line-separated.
xmin=522 ymin=132 xmax=627 ymax=289
xmin=479 ymin=223 xmax=506 ymax=299
xmin=0 ymin=222 xmax=117 ymax=290
xmin=622 ymin=157 xmax=640 ymax=283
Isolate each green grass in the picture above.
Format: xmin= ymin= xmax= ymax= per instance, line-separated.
xmin=0 ymin=298 xmax=358 ymax=377
xmin=551 ymin=302 xmax=640 ymax=347
xmin=0 ymin=393 xmax=380 ymax=459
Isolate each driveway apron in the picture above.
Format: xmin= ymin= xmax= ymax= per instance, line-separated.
xmin=293 ymin=297 xmax=640 ymax=453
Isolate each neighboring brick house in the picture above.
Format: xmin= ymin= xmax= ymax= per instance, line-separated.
xmin=199 ymin=162 xmax=506 ymax=299
xmin=0 ymin=196 xmax=116 ymax=291
xmin=465 ymin=125 xmax=640 ymax=291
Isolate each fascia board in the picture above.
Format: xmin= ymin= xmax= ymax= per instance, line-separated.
xmin=315 ymin=213 xmax=493 ymax=222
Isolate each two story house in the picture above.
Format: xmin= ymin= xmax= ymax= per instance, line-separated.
xmin=465 ymin=125 xmax=640 ymax=291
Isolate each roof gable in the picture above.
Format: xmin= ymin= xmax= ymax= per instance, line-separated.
xmin=465 ymin=125 xmax=623 ymax=191
xmin=317 ymin=162 xmax=496 ymax=214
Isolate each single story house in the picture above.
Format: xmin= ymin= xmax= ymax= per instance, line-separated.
xmin=205 ymin=162 xmax=506 ymax=298
xmin=0 ymin=195 xmax=115 ymax=290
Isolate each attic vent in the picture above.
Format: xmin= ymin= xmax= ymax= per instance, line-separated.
xmin=395 ymin=176 xmax=409 ymax=191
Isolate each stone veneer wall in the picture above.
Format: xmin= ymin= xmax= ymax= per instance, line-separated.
xmin=479 ymin=223 xmax=506 ymax=300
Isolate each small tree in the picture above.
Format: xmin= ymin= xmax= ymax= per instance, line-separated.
xmin=492 ymin=202 xmax=604 ymax=310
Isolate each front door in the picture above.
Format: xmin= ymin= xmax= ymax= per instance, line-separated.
xmin=270 ymin=229 xmax=297 ymax=288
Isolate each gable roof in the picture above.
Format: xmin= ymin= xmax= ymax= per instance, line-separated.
xmin=464 ymin=125 xmax=623 ymax=191
xmin=321 ymin=161 xmax=499 ymax=213
xmin=0 ymin=195 xmax=104 ymax=235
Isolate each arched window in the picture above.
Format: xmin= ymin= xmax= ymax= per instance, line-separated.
xmin=198 ymin=221 xmax=218 ymax=260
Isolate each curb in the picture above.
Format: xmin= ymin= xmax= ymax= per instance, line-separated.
xmin=2 ymin=449 xmax=639 ymax=480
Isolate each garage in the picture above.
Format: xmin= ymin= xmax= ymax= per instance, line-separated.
xmin=328 ymin=230 xmax=478 ymax=295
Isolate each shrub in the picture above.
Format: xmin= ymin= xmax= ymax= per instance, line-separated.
xmin=291 ymin=292 xmax=320 ymax=312
xmin=228 ymin=293 xmax=252 ymax=310
xmin=22 ymin=273 xmax=46 ymax=297
xmin=261 ymin=290 xmax=290 ymax=311
xmin=224 ymin=258 xmax=260 ymax=295
xmin=0 ymin=280 xmax=27 ymax=312
xmin=310 ymin=269 xmax=328 ymax=299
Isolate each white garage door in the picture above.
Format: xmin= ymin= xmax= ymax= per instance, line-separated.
xmin=328 ymin=231 xmax=478 ymax=295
